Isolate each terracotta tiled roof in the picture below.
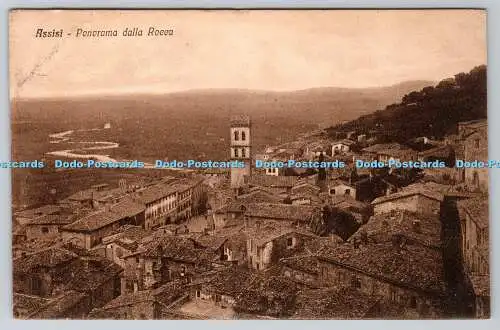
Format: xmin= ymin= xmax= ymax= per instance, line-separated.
xmin=27 ymin=214 xmax=75 ymax=226
xmin=457 ymin=196 xmax=489 ymax=229
xmin=417 ymin=145 xmax=453 ymax=158
xmin=27 ymin=291 xmax=88 ymax=319
xmin=62 ymin=198 xmax=145 ymax=232
xmin=351 ymin=210 xmax=442 ymax=249
xmin=332 ymin=139 xmax=356 ymax=146
xmin=330 ymin=195 xmax=370 ymax=213
xmin=13 ymin=247 xmax=78 ymax=273
xmin=317 ymin=241 xmax=446 ymax=294
xmin=245 ymin=175 xmax=299 ymax=188
xmin=235 ymin=274 xmax=299 ymax=316
xmin=134 ymin=233 xmax=215 ymax=264
xmin=133 ymin=184 xmax=178 ymax=205
xmin=362 ymin=143 xmax=411 ymax=155
xmin=280 ymin=255 xmax=319 ymax=275
xmin=64 ymin=257 xmax=123 ymax=291
xmin=292 ymin=287 xmax=380 ymax=319
xmin=15 ymin=205 xmax=61 ymax=219
xmin=200 ymin=267 xmax=252 ymax=296
xmin=94 ymin=280 xmax=185 ymax=312
xmin=247 ymin=226 xmax=315 ymax=248
xmin=13 ymin=294 xmax=51 ymax=318
xmin=245 ymin=203 xmax=320 ymax=222
xmin=372 ymin=183 xmax=444 ymax=205
xmin=188 ymin=233 xmax=228 ymax=250
xmin=236 ymin=189 xmax=282 ymax=204
xmin=102 ymin=225 xmax=150 ymax=251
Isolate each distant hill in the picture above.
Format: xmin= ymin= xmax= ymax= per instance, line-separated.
xmin=11 ymin=80 xmax=434 ymax=163
xmin=12 ymin=80 xmax=434 ymax=125
xmin=327 ymin=65 xmax=487 ymax=142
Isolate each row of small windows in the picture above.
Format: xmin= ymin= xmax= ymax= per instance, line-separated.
xmin=232 ymin=147 xmax=247 ymax=158
xmin=233 ymin=131 xmax=247 ymax=141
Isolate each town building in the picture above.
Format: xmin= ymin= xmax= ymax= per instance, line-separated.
xmin=101 ymin=225 xmax=151 ymax=268
xmin=457 ymin=196 xmax=490 ymax=318
xmin=457 ymin=119 xmax=488 ymax=192
xmin=331 ymin=139 xmax=355 ymax=155
xmin=245 ymin=224 xmax=316 ymax=271
xmin=291 ymin=288 xmax=384 ymax=319
xmin=13 ymin=246 xmax=122 ymax=311
xmin=328 ymin=179 xmax=357 ymax=199
xmin=173 ymin=182 xmax=194 ymax=222
xmin=371 ymin=184 xmax=444 ymax=217
xmin=61 ymin=198 xmax=146 ymax=249
xmin=316 ymin=239 xmax=447 ymax=318
xmin=362 ymin=143 xmax=417 ymax=163
xmin=120 ymin=233 xmax=215 ymax=293
xmin=245 ymin=175 xmax=299 ymax=195
xmin=14 ymin=291 xmax=91 ymax=319
xmin=329 ymin=195 xmax=372 ymax=224
xmin=185 ymin=266 xmax=251 ymax=318
xmin=25 ymin=213 xmax=75 ymax=241
xmin=14 ymin=204 xmax=62 ymax=226
xmin=88 ymin=280 xmax=187 ymax=319
xmin=243 ymin=202 xmax=321 ymax=229
xmin=132 ymin=184 xmax=178 ymax=229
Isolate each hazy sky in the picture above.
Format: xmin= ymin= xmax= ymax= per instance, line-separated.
xmin=9 ymin=9 xmax=486 ymax=98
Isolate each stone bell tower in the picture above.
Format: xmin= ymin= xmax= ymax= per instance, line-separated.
xmin=230 ymin=115 xmax=251 ymax=191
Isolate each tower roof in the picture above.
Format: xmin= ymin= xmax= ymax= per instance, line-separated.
xmin=230 ymin=115 xmax=251 ymax=127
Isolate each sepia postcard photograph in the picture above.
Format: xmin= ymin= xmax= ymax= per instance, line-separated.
xmin=9 ymin=9 xmax=489 ymax=320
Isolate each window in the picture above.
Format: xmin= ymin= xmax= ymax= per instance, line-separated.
xmin=234 ymin=148 xmax=239 ymax=158
xmin=41 ymin=227 xmax=49 ymax=234
xmin=350 ymin=276 xmax=361 ymax=289
xmin=241 ymin=148 xmax=246 ymax=158
xmin=256 ymin=263 xmax=260 ymax=270
xmin=474 ymin=138 xmax=480 ymax=148
xmin=196 ymin=290 xmax=201 ymax=298
xmin=287 ymin=237 xmax=293 ymax=247
xmin=31 ymin=277 xmax=42 ymax=293
xmin=330 ymin=189 xmax=336 ymax=195
xmin=473 ymin=171 xmax=480 ymax=188
xmin=345 ymin=189 xmax=351 ymax=196
xmin=410 ymin=297 xmax=417 ymax=308
xmin=241 ymin=131 xmax=246 ymax=141
xmin=234 ymin=131 xmax=239 ymax=141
